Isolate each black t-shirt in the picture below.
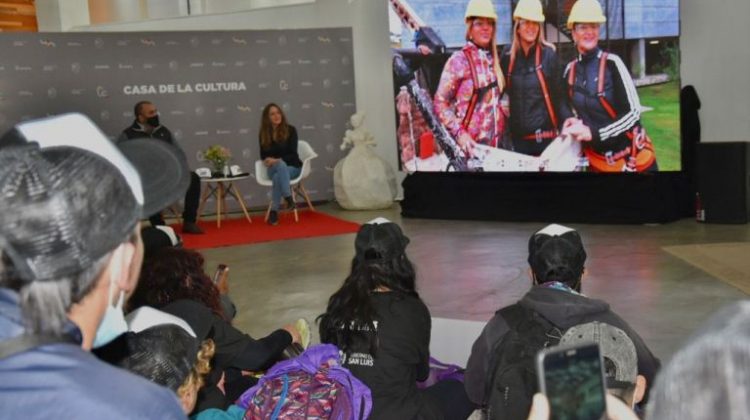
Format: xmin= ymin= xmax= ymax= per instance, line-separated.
xmin=341 ymin=291 xmax=441 ymax=420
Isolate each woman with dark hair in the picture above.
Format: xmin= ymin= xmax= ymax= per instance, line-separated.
xmin=319 ymin=218 xmax=474 ymax=420
xmin=258 ymin=103 xmax=301 ymax=225
xmin=130 ymin=247 xmax=225 ymax=319
xmin=130 ymin=247 xmax=308 ymax=412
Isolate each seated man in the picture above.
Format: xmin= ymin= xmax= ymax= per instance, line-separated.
xmin=0 ymin=114 xmax=189 ymax=418
xmin=463 ymin=224 xmax=660 ymax=417
xmin=119 ymin=100 xmax=204 ymax=234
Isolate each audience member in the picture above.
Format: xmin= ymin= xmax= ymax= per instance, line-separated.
xmin=646 ymin=300 xmax=750 ymax=420
xmin=0 ymin=114 xmax=188 ymax=418
xmin=318 ymin=217 xmax=475 ymax=420
xmin=110 ymin=307 xmax=244 ymax=420
xmin=129 ymin=247 xmax=309 ymax=411
xmin=119 ymin=100 xmax=204 ymax=234
xmin=139 ymin=226 xmax=236 ymax=321
xmin=464 ymin=224 xmax=659 ymax=417
xmin=106 ymin=307 xmax=214 ymax=414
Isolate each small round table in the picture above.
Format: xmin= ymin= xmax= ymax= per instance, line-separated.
xmin=197 ymin=175 xmax=252 ymax=228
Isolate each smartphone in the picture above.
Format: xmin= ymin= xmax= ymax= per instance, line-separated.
xmin=536 ymin=342 xmax=607 ymax=420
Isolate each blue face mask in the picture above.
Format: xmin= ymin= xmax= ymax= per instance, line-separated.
xmin=92 ymin=280 xmax=128 ymax=348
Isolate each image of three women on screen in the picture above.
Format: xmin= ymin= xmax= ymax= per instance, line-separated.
xmin=433 ymin=0 xmax=657 ymax=172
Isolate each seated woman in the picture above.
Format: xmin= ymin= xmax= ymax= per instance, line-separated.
xmin=318 ymin=218 xmax=475 ymax=420
xmin=129 ymin=247 xmax=308 ymax=412
xmin=258 ymin=103 xmax=301 ymax=225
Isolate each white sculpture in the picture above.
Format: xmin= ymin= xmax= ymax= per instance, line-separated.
xmin=334 ymin=112 xmax=397 ymax=210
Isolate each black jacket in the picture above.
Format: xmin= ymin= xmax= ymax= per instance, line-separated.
xmin=161 ymin=299 xmax=291 ymax=371
xmin=564 ymin=48 xmax=642 ymax=155
xmin=259 ymin=125 xmax=302 ymax=168
xmin=464 ymin=286 xmax=660 ymax=406
xmin=119 ymin=120 xmax=176 ymax=145
xmin=501 ymin=43 xmax=572 ymax=156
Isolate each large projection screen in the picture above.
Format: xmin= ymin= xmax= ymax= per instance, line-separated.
xmin=389 ymin=0 xmax=680 ymax=173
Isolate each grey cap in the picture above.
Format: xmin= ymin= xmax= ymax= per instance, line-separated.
xmin=560 ymin=321 xmax=638 ymax=388
xmin=0 ymin=113 xmax=189 ymax=283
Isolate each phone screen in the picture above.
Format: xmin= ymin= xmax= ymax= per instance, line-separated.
xmin=537 ymin=343 xmax=606 ymax=420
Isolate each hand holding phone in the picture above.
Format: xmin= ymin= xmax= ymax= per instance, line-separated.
xmin=527 ymin=393 xmax=638 ymax=420
xmin=536 ymin=343 xmax=607 ymax=420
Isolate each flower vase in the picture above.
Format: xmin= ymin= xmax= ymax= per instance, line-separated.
xmin=211 ymin=161 xmax=224 ymax=177
xmin=223 ymin=165 xmax=230 ymax=177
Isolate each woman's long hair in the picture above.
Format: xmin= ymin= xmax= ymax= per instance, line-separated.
xmin=509 ymin=19 xmax=556 ymax=73
xmin=318 ymin=251 xmax=418 ymax=356
xmin=259 ymin=103 xmax=290 ymax=150
xmin=129 ymin=248 xmax=225 ymax=320
xmin=465 ymin=18 xmax=505 ymax=92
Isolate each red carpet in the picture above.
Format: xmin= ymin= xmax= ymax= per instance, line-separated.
xmin=173 ymin=210 xmax=360 ymax=250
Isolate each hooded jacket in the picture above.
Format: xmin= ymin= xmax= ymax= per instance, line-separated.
xmin=0 ymin=288 xmax=185 ymax=419
xmin=463 ymin=286 xmax=660 ymax=405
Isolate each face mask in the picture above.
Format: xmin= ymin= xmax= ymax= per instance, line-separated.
xmin=92 ymin=279 xmax=128 ymax=348
xmin=146 ymin=115 xmax=160 ymax=127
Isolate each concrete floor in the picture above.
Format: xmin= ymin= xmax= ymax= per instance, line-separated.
xmin=199 ymin=203 xmax=749 ymax=364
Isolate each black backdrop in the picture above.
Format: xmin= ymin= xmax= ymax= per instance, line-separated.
xmin=401 ymin=171 xmax=693 ymax=224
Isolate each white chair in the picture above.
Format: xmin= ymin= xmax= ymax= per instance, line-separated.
xmin=255 ymin=140 xmax=318 ymax=223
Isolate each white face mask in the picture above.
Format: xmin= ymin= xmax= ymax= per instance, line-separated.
xmin=92 ymin=278 xmax=128 ymax=348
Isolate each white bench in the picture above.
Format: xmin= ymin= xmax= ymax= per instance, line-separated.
xmin=429 ymin=317 xmax=486 ymax=367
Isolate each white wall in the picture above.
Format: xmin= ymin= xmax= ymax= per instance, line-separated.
xmin=67 ymin=0 xmax=402 ymax=192
xmin=681 ymin=0 xmax=750 ymax=142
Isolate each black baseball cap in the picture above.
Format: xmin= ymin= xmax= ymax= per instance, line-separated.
xmin=528 ymin=224 xmax=587 ymax=283
xmin=354 ymin=217 xmax=410 ymax=263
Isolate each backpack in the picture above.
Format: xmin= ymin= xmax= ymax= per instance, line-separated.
xmin=238 ymin=344 xmax=372 ymax=420
xmin=483 ymin=304 xmax=564 ymax=420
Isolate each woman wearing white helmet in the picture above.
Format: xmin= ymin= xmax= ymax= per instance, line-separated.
xmin=562 ymin=0 xmax=658 ymax=172
xmin=433 ymin=0 xmax=505 ymax=157
xmin=501 ymin=0 xmax=572 ymax=157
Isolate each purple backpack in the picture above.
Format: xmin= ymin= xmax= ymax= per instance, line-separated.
xmin=416 ymin=357 xmax=465 ymax=389
xmin=237 ymin=344 xmax=372 ymax=420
